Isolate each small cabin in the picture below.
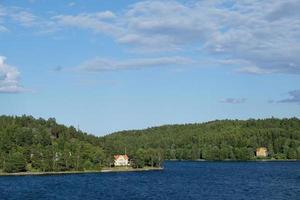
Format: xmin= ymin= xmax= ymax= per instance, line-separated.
xmin=114 ymin=154 xmax=129 ymax=166
xmin=256 ymin=147 xmax=268 ymax=158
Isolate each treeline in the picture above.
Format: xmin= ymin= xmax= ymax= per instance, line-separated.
xmin=100 ymin=118 xmax=300 ymax=162
xmin=1 ymin=115 xmax=300 ymax=173
xmin=0 ymin=116 xmax=106 ymax=173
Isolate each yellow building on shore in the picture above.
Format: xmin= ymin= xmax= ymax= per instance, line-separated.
xmin=256 ymin=147 xmax=268 ymax=158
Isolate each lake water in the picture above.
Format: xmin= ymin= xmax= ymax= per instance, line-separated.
xmin=0 ymin=161 xmax=299 ymax=200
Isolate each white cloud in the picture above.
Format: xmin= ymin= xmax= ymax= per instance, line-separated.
xmin=54 ymin=11 xmax=120 ymax=35
xmin=0 ymin=6 xmax=8 ymax=32
xmin=0 ymin=56 xmax=25 ymax=93
xmin=266 ymin=0 xmax=300 ymax=21
xmin=277 ymin=90 xmax=300 ymax=104
xmin=118 ymin=1 xmax=220 ymax=50
xmin=95 ymin=11 xmax=116 ymax=19
xmin=203 ymin=0 xmax=300 ymax=74
xmin=68 ymin=2 xmax=76 ymax=7
xmin=53 ymin=0 xmax=300 ymax=74
xmin=11 ymin=11 xmax=37 ymax=27
xmin=236 ymin=66 xmax=277 ymax=75
xmin=220 ymin=98 xmax=246 ymax=104
xmin=1 ymin=1 xmax=300 ymax=75
xmin=80 ymin=56 xmax=194 ymax=72
xmin=0 ymin=5 xmax=38 ymax=28
xmin=0 ymin=5 xmax=58 ymax=34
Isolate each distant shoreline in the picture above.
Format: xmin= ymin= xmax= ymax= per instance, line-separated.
xmin=101 ymin=166 xmax=163 ymax=173
xmin=167 ymin=159 xmax=299 ymax=162
xmin=0 ymin=167 xmax=163 ymax=177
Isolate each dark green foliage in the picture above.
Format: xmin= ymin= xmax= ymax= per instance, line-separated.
xmin=4 ymin=151 xmax=27 ymax=173
xmin=130 ymin=148 xmax=163 ymax=168
xmin=100 ymin=117 xmax=300 ymax=162
xmin=0 ymin=115 xmax=106 ymax=173
xmin=0 ymin=115 xmax=299 ymax=173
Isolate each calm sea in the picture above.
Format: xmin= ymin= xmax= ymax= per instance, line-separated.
xmin=0 ymin=161 xmax=299 ymax=200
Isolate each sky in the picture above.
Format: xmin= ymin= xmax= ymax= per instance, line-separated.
xmin=0 ymin=0 xmax=300 ymax=136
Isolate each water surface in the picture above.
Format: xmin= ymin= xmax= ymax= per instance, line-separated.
xmin=0 ymin=161 xmax=299 ymax=200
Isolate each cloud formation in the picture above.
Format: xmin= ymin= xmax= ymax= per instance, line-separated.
xmin=0 ymin=56 xmax=25 ymax=93
xmin=11 ymin=10 xmax=37 ymax=27
xmin=54 ymin=11 xmax=119 ymax=35
xmin=220 ymin=98 xmax=246 ymax=104
xmin=0 ymin=5 xmax=57 ymax=33
xmin=53 ymin=0 xmax=300 ymax=74
xmin=0 ymin=6 xmax=8 ymax=32
xmin=116 ymin=1 xmax=218 ymax=51
xmin=2 ymin=1 xmax=300 ymax=74
xmin=277 ymin=90 xmax=300 ymax=104
xmin=80 ymin=56 xmax=194 ymax=72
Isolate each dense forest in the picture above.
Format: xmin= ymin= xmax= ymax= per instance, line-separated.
xmin=0 ymin=115 xmax=300 ymax=173
xmin=101 ymin=118 xmax=300 ymax=162
xmin=0 ymin=116 xmax=105 ymax=173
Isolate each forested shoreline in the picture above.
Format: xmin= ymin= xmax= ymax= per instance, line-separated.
xmin=0 ymin=115 xmax=299 ymax=173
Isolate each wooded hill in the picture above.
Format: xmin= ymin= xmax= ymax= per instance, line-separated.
xmin=101 ymin=117 xmax=300 ymax=162
xmin=0 ymin=115 xmax=299 ymax=173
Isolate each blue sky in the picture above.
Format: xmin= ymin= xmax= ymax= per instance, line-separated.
xmin=0 ymin=0 xmax=300 ymax=135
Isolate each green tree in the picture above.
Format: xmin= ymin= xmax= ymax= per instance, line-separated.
xmin=4 ymin=151 xmax=27 ymax=173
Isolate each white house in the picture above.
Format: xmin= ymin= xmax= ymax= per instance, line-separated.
xmin=114 ymin=154 xmax=129 ymax=166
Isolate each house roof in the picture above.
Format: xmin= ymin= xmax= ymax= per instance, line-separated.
xmin=114 ymin=154 xmax=129 ymax=160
